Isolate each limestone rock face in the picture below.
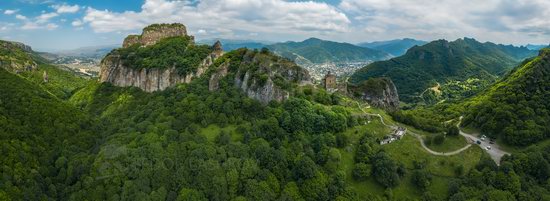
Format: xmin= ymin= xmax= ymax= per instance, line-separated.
xmin=357 ymin=78 xmax=400 ymax=111
xmin=122 ymin=35 xmax=141 ymax=48
xmin=100 ymin=24 xmax=223 ymax=92
xmin=209 ymin=62 xmax=229 ymax=91
xmin=0 ymin=40 xmax=37 ymax=72
xmin=235 ymin=72 xmax=291 ymax=104
xmin=122 ymin=23 xmax=188 ymax=48
xmin=100 ymin=50 xmax=221 ymax=92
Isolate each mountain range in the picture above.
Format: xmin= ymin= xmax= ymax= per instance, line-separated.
xmin=350 ymin=37 xmax=538 ymax=103
xmin=197 ymin=39 xmax=269 ymax=51
xmin=358 ymin=38 xmax=427 ymax=57
xmin=267 ymin=37 xmax=391 ymax=64
xmin=3 ymin=21 xmax=550 ymax=201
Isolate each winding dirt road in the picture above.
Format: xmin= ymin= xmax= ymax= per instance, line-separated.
xmin=355 ymin=101 xmax=510 ymax=164
xmin=355 ymin=102 xmax=471 ymax=156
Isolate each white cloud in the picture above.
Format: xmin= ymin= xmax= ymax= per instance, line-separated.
xmin=21 ymin=21 xmax=58 ymax=31
xmin=338 ymin=0 xmax=550 ymax=44
xmin=52 ymin=4 xmax=80 ymax=13
xmin=15 ymin=14 xmax=27 ymax=20
xmin=36 ymin=12 xmax=59 ymax=23
xmin=71 ymin=20 xmax=83 ymax=27
xmin=82 ymin=0 xmax=351 ymax=37
xmin=4 ymin=9 xmax=18 ymax=15
xmin=46 ymin=23 xmax=58 ymax=30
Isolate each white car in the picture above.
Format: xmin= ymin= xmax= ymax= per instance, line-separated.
xmin=486 ymin=146 xmax=491 ymax=150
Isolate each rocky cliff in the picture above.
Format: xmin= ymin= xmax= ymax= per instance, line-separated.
xmin=101 ymin=23 xmax=311 ymax=104
xmin=100 ymin=23 xmax=223 ymax=92
xmin=0 ymin=40 xmax=37 ymax=72
xmin=122 ymin=23 xmax=189 ymax=48
xmin=209 ymin=48 xmax=311 ymax=104
xmin=353 ymin=77 xmax=400 ymax=111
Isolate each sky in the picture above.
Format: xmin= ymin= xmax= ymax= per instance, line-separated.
xmin=1 ymin=0 xmax=549 ymax=51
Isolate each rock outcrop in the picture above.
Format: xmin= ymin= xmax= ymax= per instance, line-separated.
xmin=100 ymin=24 xmax=223 ymax=92
xmin=209 ymin=49 xmax=311 ymax=104
xmin=122 ymin=23 xmax=189 ymax=48
xmin=0 ymin=40 xmax=37 ymax=72
xmin=101 ymin=23 xmax=312 ymax=104
xmin=355 ymin=77 xmax=400 ymax=111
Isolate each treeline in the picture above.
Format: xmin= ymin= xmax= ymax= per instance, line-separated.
xmin=463 ymin=50 xmax=550 ymax=146
xmin=113 ymin=36 xmax=212 ymax=75
xmin=449 ymin=143 xmax=550 ymax=200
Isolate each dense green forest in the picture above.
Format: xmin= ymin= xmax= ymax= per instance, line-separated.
xmin=109 ymin=36 xmax=212 ymax=75
xmin=350 ymin=38 xmax=536 ymax=103
xmin=267 ymin=38 xmax=390 ymax=64
xmin=462 ymin=49 xmax=550 ymax=146
xmin=2 ymin=37 xmax=550 ymax=201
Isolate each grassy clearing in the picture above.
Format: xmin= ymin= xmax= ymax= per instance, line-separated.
xmin=384 ymin=134 xmax=482 ymax=177
xmin=426 ymin=135 xmax=469 ymax=152
xmin=338 ymin=111 xmax=483 ymax=199
xmin=199 ymin=124 xmax=241 ymax=142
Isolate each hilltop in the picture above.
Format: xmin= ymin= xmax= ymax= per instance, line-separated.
xmin=358 ymin=38 xmax=427 ymax=57
xmin=350 ymin=38 xmax=537 ymax=103
xmin=267 ymin=37 xmax=391 ymax=64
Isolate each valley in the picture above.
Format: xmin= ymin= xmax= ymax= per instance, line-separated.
xmin=1 ymin=6 xmax=550 ymax=200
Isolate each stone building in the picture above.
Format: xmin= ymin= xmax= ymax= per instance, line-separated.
xmin=323 ymin=71 xmax=337 ymax=92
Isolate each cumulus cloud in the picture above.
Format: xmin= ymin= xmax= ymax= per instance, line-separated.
xmin=338 ymin=0 xmax=550 ymax=43
xmin=4 ymin=9 xmax=18 ymax=15
xmin=82 ymin=0 xmax=350 ymax=37
xmin=36 ymin=12 xmax=59 ymax=23
xmin=52 ymin=4 xmax=80 ymax=13
xmin=15 ymin=14 xmax=27 ymax=20
xmin=71 ymin=20 xmax=83 ymax=27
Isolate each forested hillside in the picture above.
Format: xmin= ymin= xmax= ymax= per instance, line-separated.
xmin=358 ymin=38 xmax=427 ymax=57
xmin=350 ymin=38 xmax=537 ymax=103
xmin=0 ymin=68 xmax=99 ymax=200
xmin=462 ymin=49 xmax=550 ymax=145
xmin=267 ymin=38 xmax=390 ymax=64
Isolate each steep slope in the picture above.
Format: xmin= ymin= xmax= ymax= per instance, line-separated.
xmin=208 ymin=48 xmax=311 ymax=104
xmin=462 ymin=49 xmax=550 ymax=146
xmin=350 ymin=38 xmax=537 ymax=103
xmin=100 ymin=23 xmax=311 ymax=104
xmin=100 ymin=23 xmax=221 ymax=92
xmin=267 ymin=38 xmax=391 ymax=64
xmin=0 ymin=67 xmax=98 ymax=200
xmin=359 ymin=38 xmax=427 ymax=57
xmin=0 ymin=40 xmax=39 ymax=72
xmin=0 ymin=40 xmax=89 ymax=99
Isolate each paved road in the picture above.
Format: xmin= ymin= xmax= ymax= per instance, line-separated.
xmin=458 ymin=117 xmax=510 ymax=165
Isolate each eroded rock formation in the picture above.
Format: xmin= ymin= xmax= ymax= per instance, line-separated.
xmin=354 ymin=77 xmax=400 ymax=111
xmin=100 ymin=24 xmax=223 ymax=92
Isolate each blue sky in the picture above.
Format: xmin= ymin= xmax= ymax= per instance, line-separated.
xmin=1 ymin=0 xmax=549 ymax=51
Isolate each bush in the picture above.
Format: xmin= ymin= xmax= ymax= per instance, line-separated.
xmin=433 ymin=134 xmax=446 ymax=145
xmin=352 ymin=163 xmax=372 ymax=181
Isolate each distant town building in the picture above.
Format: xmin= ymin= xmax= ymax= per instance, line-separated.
xmin=323 ymin=71 xmax=337 ymax=92
xmin=43 ymin=71 xmax=48 ymax=83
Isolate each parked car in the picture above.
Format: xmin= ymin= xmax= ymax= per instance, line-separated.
xmin=486 ymin=146 xmax=491 ymax=150
xmin=476 ymin=140 xmax=481 ymax=144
